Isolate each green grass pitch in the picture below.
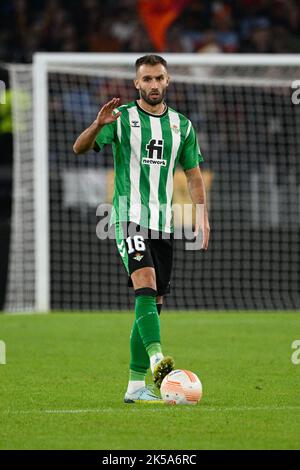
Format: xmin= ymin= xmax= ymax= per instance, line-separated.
xmin=0 ymin=311 xmax=299 ymax=450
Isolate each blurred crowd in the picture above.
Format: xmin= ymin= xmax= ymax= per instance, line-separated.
xmin=1 ymin=0 xmax=300 ymax=62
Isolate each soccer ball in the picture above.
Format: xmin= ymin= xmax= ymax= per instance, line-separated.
xmin=160 ymin=369 xmax=202 ymax=405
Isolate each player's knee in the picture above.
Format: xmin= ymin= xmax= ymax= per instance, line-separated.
xmin=131 ymin=267 xmax=156 ymax=290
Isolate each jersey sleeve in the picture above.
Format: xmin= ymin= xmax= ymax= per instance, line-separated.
xmin=94 ymin=121 xmax=117 ymax=152
xmin=179 ymin=121 xmax=204 ymax=170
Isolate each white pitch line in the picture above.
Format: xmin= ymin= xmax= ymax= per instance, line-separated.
xmin=2 ymin=409 xmax=111 ymax=415
xmin=202 ymin=406 xmax=300 ymax=412
xmin=2 ymin=406 xmax=300 ymax=415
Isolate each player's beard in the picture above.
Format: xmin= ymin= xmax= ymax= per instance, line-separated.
xmin=140 ymin=87 xmax=167 ymax=106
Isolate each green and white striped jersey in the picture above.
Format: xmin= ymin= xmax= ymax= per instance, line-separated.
xmin=95 ymin=100 xmax=203 ymax=233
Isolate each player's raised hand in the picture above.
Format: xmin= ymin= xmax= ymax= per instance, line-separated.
xmin=73 ymin=97 xmax=122 ymax=154
xmin=95 ymin=97 xmax=122 ymax=126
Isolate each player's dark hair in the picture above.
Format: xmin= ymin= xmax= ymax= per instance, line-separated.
xmin=135 ymin=55 xmax=167 ymax=72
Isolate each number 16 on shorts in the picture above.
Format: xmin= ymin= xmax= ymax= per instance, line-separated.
xmin=126 ymin=235 xmax=146 ymax=254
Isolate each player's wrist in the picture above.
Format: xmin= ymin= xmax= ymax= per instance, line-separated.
xmin=93 ymin=119 xmax=104 ymax=131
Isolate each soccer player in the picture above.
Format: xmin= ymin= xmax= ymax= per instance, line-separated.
xmin=73 ymin=55 xmax=210 ymax=403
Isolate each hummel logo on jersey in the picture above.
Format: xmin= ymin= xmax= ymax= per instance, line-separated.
xmin=117 ymin=241 xmax=126 ymax=258
xmin=131 ymin=120 xmax=140 ymax=127
xmin=133 ymin=253 xmax=144 ymax=261
xmin=143 ymin=139 xmax=166 ymax=166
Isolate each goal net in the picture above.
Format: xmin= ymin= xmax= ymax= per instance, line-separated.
xmin=5 ymin=54 xmax=300 ymax=311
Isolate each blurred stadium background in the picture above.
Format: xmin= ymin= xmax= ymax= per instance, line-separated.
xmin=0 ymin=0 xmax=300 ymax=313
xmin=2 ymin=0 xmax=300 ymax=58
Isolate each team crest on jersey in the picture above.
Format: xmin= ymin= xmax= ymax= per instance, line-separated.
xmin=131 ymin=120 xmax=140 ymax=128
xmin=133 ymin=253 xmax=144 ymax=261
xmin=171 ymin=124 xmax=180 ymax=134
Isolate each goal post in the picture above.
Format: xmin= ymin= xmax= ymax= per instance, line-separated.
xmin=33 ymin=54 xmax=49 ymax=313
xmin=5 ymin=53 xmax=300 ymax=312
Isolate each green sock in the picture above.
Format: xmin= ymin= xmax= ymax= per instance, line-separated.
xmin=129 ymin=369 xmax=146 ymax=381
xmin=129 ymin=319 xmax=150 ymax=375
xmin=146 ymin=342 xmax=162 ymax=357
xmin=135 ymin=295 xmax=161 ymax=349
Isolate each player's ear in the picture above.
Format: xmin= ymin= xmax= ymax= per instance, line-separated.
xmin=166 ymin=74 xmax=170 ymax=87
xmin=134 ymin=78 xmax=140 ymax=90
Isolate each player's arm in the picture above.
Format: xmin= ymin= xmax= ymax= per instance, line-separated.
xmin=185 ymin=166 xmax=210 ymax=250
xmin=73 ymin=97 xmax=121 ymax=154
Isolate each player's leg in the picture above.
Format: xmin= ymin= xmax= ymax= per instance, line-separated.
xmin=126 ymin=318 xmax=162 ymax=403
xmin=116 ymin=223 xmax=166 ymax=401
xmin=124 ymin=318 xmax=162 ymax=403
xmin=131 ymin=267 xmax=174 ymax=389
xmin=131 ymin=267 xmax=161 ymax=366
xmin=115 ymin=223 xmax=152 ymax=400
xmin=125 ymin=223 xmax=174 ymax=383
xmin=116 ymin=223 xmax=173 ymax=399
xmin=148 ymin=234 xmax=174 ymax=387
xmin=127 ymin=271 xmax=156 ymax=395
xmin=126 ymin=268 xmax=164 ymax=402
xmin=131 ymin=267 xmax=161 ymax=367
